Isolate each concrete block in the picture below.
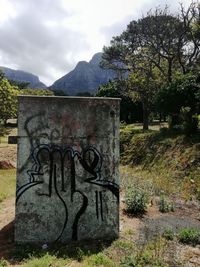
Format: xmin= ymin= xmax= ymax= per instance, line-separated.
xmin=15 ymin=96 xmax=120 ymax=243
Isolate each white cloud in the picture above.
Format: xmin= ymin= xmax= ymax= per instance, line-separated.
xmin=0 ymin=0 xmax=193 ymax=85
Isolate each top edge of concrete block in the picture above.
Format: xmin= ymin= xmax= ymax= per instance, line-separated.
xmin=18 ymin=95 xmax=121 ymax=101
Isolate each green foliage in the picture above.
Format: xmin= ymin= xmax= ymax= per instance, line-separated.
xmin=120 ymin=123 xmax=200 ymax=199
xmin=22 ymin=253 xmax=69 ymax=267
xmin=159 ymin=196 xmax=175 ymax=213
xmin=97 ymin=80 xmax=143 ymax=123
xmin=85 ymin=253 xmax=115 ymax=267
xmin=120 ymin=255 xmax=136 ymax=267
xmin=102 ymin=3 xmax=200 ymax=129
xmin=112 ymin=240 xmax=135 ymax=251
xmin=0 ymin=127 xmax=10 ymax=137
xmin=156 ymin=73 xmax=200 ymax=130
xmin=124 ymin=187 xmax=148 ymax=215
xmin=20 ymin=88 xmax=54 ymax=96
xmin=0 ymin=78 xmax=19 ymax=124
xmin=120 ymin=237 xmax=168 ymax=267
xmin=9 ymin=80 xmax=30 ymax=89
xmin=162 ymin=229 xmax=174 ymax=241
xmin=0 ymin=259 xmax=8 ymax=267
xmin=178 ymin=228 xmax=200 ymax=246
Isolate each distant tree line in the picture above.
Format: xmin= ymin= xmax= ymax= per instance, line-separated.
xmin=98 ymin=1 xmax=200 ymax=133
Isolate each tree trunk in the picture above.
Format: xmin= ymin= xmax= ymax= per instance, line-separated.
xmin=142 ymin=102 xmax=149 ymax=130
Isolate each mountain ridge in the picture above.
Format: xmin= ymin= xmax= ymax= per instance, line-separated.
xmin=0 ymin=52 xmax=116 ymax=94
xmin=0 ymin=66 xmax=46 ymax=89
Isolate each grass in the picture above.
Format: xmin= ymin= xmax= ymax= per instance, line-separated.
xmin=120 ymin=124 xmax=200 ymax=200
xmin=0 ymin=127 xmax=17 ymax=144
xmin=8 ymin=237 xmax=170 ymax=267
xmin=22 ymin=253 xmax=70 ymax=267
xmin=0 ymin=169 xmax=16 ymax=203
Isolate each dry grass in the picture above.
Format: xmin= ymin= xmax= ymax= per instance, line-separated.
xmin=0 ymin=169 xmax=16 ymax=203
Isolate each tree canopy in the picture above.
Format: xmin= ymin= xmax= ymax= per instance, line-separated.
xmin=0 ymin=78 xmax=19 ymax=125
xmin=101 ymin=1 xmax=200 ymax=130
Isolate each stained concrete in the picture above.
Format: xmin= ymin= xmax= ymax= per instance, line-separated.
xmin=15 ymin=96 xmax=120 ymax=243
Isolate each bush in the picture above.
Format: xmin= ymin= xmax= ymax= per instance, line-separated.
xmin=124 ymin=187 xmax=148 ymax=215
xmin=0 ymin=259 xmax=8 ymax=267
xmin=178 ymin=228 xmax=200 ymax=246
xmin=162 ymin=229 xmax=174 ymax=240
xmin=120 ymin=255 xmax=136 ymax=267
xmin=0 ymin=127 xmax=9 ymax=137
xmin=159 ymin=196 xmax=175 ymax=213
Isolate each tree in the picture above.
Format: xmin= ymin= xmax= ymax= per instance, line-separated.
xmin=101 ymin=1 xmax=200 ymax=129
xmin=9 ymin=80 xmax=30 ymax=89
xmin=128 ymin=63 xmax=162 ymax=129
xmin=0 ymin=79 xmax=19 ymax=125
xmin=97 ymin=80 xmax=143 ymax=123
xmin=155 ymin=73 xmax=200 ymax=130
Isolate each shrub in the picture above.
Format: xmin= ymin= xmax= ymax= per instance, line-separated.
xmin=0 ymin=259 xmax=8 ymax=267
xmin=178 ymin=228 xmax=200 ymax=246
xmin=124 ymin=187 xmax=148 ymax=215
xmin=120 ymin=255 xmax=136 ymax=267
xmin=159 ymin=196 xmax=174 ymax=213
xmin=86 ymin=253 xmax=115 ymax=267
xmin=162 ymin=229 xmax=174 ymax=240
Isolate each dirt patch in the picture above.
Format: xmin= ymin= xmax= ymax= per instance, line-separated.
xmin=0 ymin=145 xmax=17 ymax=166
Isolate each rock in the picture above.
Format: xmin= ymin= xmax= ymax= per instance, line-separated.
xmin=0 ymin=160 xmax=16 ymax=169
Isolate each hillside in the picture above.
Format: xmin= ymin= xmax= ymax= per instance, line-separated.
xmin=120 ymin=124 xmax=200 ymax=200
xmin=0 ymin=66 xmax=46 ymax=89
xmin=50 ymin=52 xmax=116 ymax=95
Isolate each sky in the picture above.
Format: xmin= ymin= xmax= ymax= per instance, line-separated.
xmin=0 ymin=0 xmax=193 ymax=86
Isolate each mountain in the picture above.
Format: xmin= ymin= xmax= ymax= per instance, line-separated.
xmin=50 ymin=52 xmax=116 ymax=95
xmin=0 ymin=66 xmax=46 ymax=89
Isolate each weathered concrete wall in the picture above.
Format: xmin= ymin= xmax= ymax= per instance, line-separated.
xmin=15 ymin=96 xmax=120 ymax=243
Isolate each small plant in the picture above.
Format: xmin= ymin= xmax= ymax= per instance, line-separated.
xmin=178 ymin=228 xmax=200 ymax=246
xmin=162 ymin=229 xmax=174 ymax=240
xmin=159 ymin=196 xmax=174 ymax=213
xmin=124 ymin=187 xmax=148 ymax=215
xmin=112 ymin=239 xmax=134 ymax=251
xmin=0 ymin=259 xmax=8 ymax=267
xmin=75 ymin=247 xmax=85 ymax=262
xmin=22 ymin=253 xmax=70 ymax=267
xmin=86 ymin=252 xmax=115 ymax=267
xmin=120 ymin=255 xmax=136 ymax=267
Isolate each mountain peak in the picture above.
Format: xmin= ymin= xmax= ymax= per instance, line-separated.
xmin=51 ymin=52 xmax=116 ymax=95
xmin=89 ymin=52 xmax=103 ymax=65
